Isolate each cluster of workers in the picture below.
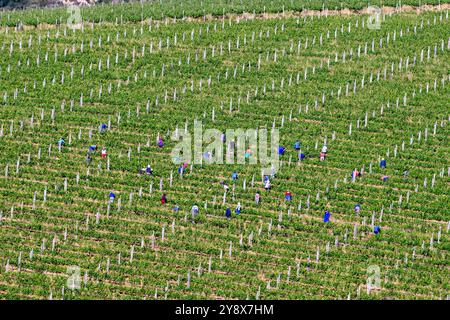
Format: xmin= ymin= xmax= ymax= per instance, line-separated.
xmin=58 ymin=128 xmax=385 ymax=235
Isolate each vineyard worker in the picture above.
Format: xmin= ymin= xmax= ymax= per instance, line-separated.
xmin=203 ymin=151 xmax=211 ymax=160
xmin=161 ymin=194 xmax=167 ymax=205
xmin=285 ymin=191 xmax=292 ymax=201
xmin=99 ymin=123 xmax=108 ymax=133
xmin=380 ymin=158 xmax=387 ymax=169
xmin=225 ymin=207 xmax=232 ymax=219
xmin=320 ymin=152 xmax=326 ymax=161
xmin=101 ymin=147 xmax=107 ymax=158
xmin=278 ymin=145 xmax=286 ymax=155
xmin=86 ymin=152 xmax=92 ymax=165
xmin=321 ymin=144 xmax=328 ymax=154
xmin=58 ymin=138 xmax=65 ymax=146
xmin=232 ymin=172 xmax=238 ymax=181
xmin=178 ymin=162 xmax=188 ymax=174
xmin=173 ymin=205 xmax=180 ymax=212
xmin=352 ymin=168 xmax=360 ymax=181
xmin=157 ymin=137 xmax=164 ymax=148
xmin=264 ymin=178 xmax=271 ymax=191
xmin=245 ymin=148 xmax=252 ymax=159
xmin=270 ymin=164 xmax=277 ymax=179
xmin=323 ymin=211 xmax=331 ymax=223
xmin=235 ymin=202 xmax=242 ymax=215
xmin=381 ymin=175 xmax=389 ymax=182
xmin=255 ymin=192 xmax=261 ymax=205
xmin=374 ymin=226 xmax=381 ymax=235
xmin=145 ymin=165 xmax=153 ymax=175
xmin=298 ymin=152 xmax=306 ymax=161
xmin=294 ymin=141 xmax=301 ymax=150
xmin=354 ymin=204 xmax=361 ymax=213
xmin=109 ymin=192 xmax=116 ymax=203
xmin=89 ymin=145 xmax=97 ymax=152
xmin=191 ymin=205 xmax=199 ymax=220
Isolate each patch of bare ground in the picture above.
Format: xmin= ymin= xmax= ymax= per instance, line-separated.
xmin=3 ymin=4 xmax=450 ymax=30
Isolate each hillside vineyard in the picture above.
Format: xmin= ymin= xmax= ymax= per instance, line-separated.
xmin=0 ymin=1 xmax=449 ymax=300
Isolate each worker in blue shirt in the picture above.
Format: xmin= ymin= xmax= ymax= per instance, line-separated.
xmin=225 ymin=208 xmax=232 ymax=219
xmin=323 ymin=211 xmax=331 ymax=222
xmin=109 ymin=192 xmax=116 ymax=203
xmin=235 ymin=203 xmax=241 ymax=215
